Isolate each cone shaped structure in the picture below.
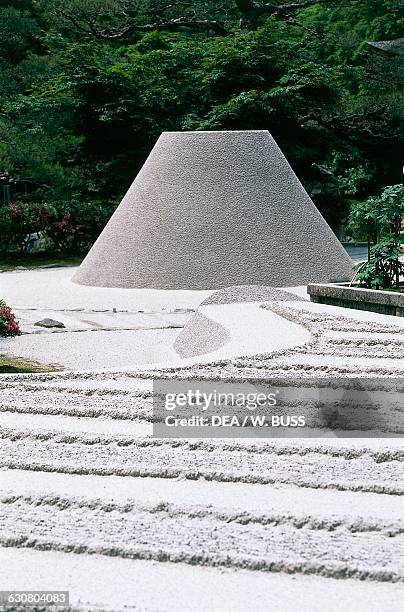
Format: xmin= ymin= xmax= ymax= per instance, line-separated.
xmin=73 ymin=131 xmax=353 ymax=289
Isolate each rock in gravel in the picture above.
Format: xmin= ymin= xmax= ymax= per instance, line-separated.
xmin=34 ymin=318 xmax=65 ymax=329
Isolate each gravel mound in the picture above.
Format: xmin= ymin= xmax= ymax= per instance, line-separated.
xmin=175 ymin=285 xmax=303 ymax=357
xmin=73 ymin=131 xmax=353 ymax=289
xmin=201 ymin=285 xmax=304 ymax=305
xmin=174 ymin=312 xmax=230 ymax=358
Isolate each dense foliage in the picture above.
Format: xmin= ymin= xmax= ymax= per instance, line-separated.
xmin=350 ymin=184 xmax=404 ymax=289
xmin=0 ymin=0 xmax=402 ymax=252
xmin=0 ymin=200 xmax=113 ymax=253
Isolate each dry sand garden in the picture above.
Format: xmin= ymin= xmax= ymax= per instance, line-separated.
xmin=0 ymin=264 xmax=403 ymax=611
xmin=1 ymin=0 xmax=402 ymax=607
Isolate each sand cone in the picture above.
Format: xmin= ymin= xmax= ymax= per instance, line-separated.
xmin=73 ymin=130 xmax=352 ymax=289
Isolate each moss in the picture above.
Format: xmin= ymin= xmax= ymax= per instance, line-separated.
xmin=0 ymin=355 xmax=61 ymax=374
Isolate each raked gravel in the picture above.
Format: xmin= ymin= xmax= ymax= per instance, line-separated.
xmin=0 ymin=270 xmax=403 ymax=611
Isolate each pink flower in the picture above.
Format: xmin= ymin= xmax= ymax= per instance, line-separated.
xmin=0 ymin=300 xmax=21 ymax=337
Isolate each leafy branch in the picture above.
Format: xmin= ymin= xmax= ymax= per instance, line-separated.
xmin=47 ymin=0 xmax=338 ymax=41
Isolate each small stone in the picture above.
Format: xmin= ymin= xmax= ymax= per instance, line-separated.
xmin=34 ymin=318 xmax=65 ymax=329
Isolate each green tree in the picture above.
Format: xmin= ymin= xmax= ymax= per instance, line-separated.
xmin=0 ymin=0 xmax=401 ymax=249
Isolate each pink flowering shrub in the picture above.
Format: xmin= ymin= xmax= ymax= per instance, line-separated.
xmin=45 ymin=201 xmax=113 ymax=253
xmin=0 ymin=202 xmax=55 ymax=253
xmin=0 ymin=300 xmax=21 ymax=337
xmin=0 ymin=200 xmax=114 ymax=255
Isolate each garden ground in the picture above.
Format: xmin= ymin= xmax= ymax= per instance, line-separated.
xmin=0 ymin=265 xmax=403 ymax=611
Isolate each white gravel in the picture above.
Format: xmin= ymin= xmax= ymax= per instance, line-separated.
xmin=2 ymin=469 xmax=403 ymax=523
xmin=2 ymin=548 xmax=403 ymax=612
xmin=0 ymin=266 xmax=211 ymax=311
xmin=1 ymin=328 xmax=181 ymax=370
xmin=0 ymin=270 xmax=312 ymax=368
xmin=0 ymin=267 xmax=403 ymax=611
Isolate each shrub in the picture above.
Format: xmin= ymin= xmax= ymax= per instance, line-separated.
xmin=44 ymin=200 xmax=114 ymax=253
xmin=0 ymin=199 xmax=114 ymax=255
xmin=0 ymin=206 xmax=13 ymax=252
xmin=0 ymin=300 xmax=21 ymax=337
xmin=355 ymin=239 xmax=404 ymax=290
xmin=0 ymin=201 xmax=55 ymax=253
xmin=349 ymin=184 xmax=404 ymax=289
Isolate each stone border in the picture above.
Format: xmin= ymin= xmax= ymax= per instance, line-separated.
xmin=307 ymin=283 xmax=404 ymax=317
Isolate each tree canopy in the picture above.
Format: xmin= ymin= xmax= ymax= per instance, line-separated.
xmin=0 ymin=0 xmax=402 ymax=237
